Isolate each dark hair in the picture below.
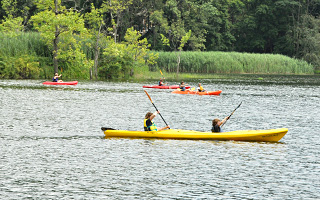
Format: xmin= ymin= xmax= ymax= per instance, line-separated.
xmin=145 ymin=112 xmax=153 ymax=119
xmin=212 ymin=118 xmax=220 ymax=126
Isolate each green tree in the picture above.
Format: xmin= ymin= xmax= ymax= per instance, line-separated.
xmin=84 ymin=3 xmax=107 ymax=80
xmin=294 ymin=14 xmax=320 ymax=70
xmin=0 ymin=0 xmax=24 ymax=34
xmin=155 ymin=0 xmax=192 ymax=77
xmin=105 ymin=0 xmax=133 ymax=43
xmin=31 ymin=0 xmax=92 ymax=76
xmin=102 ymin=27 xmax=158 ymax=78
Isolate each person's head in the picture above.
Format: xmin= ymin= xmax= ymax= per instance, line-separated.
xmin=212 ymin=118 xmax=221 ymax=126
xmin=198 ymin=83 xmax=201 ymax=87
xmin=55 ymin=73 xmax=58 ymax=76
xmin=160 ymin=78 xmax=162 ymax=81
xmin=181 ymin=81 xmax=184 ymax=84
xmin=145 ymin=112 xmax=153 ymax=119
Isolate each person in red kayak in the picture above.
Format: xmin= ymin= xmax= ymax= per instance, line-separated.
xmin=158 ymin=78 xmax=167 ymax=86
xmin=53 ymin=73 xmax=63 ymax=82
xmin=144 ymin=111 xmax=170 ymax=131
xmin=211 ymin=116 xmax=230 ymax=132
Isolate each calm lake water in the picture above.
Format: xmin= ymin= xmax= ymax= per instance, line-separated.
xmin=1 ymin=75 xmax=319 ymax=199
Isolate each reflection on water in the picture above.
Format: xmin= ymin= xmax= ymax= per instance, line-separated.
xmin=0 ymin=76 xmax=319 ymax=199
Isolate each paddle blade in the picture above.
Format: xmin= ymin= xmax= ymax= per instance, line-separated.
xmin=101 ymin=127 xmax=116 ymax=131
xmin=160 ymin=70 xmax=163 ymax=76
xmin=144 ymin=90 xmax=153 ymax=103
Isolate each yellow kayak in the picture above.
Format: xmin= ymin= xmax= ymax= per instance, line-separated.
xmin=101 ymin=128 xmax=288 ymax=142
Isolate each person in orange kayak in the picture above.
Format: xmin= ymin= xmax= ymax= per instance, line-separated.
xmin=197 ymin=83 xmax=207 ymax=92
xmin=53 ymin=73 xmax=63 ymax=82
xmin=179 ymin=81 xmax=189 ymax=91
xmin=144 ymin=111 xmax=170 ymax=131
xmin=211 ymin=116 xmax=230 ymax=132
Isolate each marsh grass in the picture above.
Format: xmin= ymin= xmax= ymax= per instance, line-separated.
xmin=154 ymin=51 xmax=314 ymax=75
xmin=0 ymin=32 xmax=50 ymax=57
xmin=0 ymin=32 xmax=53 ymax=78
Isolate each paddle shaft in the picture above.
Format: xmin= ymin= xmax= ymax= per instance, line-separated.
xmin=221 ymin=101 xmax=242 ymax=128
xmin=144 ymin=90 xmax=170 ymax=129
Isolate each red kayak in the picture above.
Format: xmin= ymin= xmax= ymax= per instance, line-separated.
xmin=171 ymin=90 xmax=222 ymax=95
xmin=143 ymin=85 xmax=191 ymax=89
xmin=42 ymin=81 xmax=78 ymax=85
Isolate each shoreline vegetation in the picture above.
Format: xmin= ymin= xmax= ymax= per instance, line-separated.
xmin=0 ymin=32 xmax=315 ymax=81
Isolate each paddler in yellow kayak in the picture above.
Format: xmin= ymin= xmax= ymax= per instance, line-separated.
xmin=211 ymin=116 xmax=230 ymax=132
xmin=144 ymin=111 xmax=170 ymax=131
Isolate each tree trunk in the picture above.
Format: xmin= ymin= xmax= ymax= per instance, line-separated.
xmin=53 ymin=27 xmax=59 ymax=73
xmin=114 ymin=13 xmax=120 ymax=43
xmin=176 ymin=49 xmax=181 ymax=78
xmin=93 ymin=47 xmax=100 ymax=80
xmin=93 ymin=24 xmax=102 ymax=80
xmin=53 ymin=0 xmax=59 ymax=73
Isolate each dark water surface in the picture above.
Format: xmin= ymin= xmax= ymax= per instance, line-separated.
xmin=1 ymin=75 xmax=319 ymax=199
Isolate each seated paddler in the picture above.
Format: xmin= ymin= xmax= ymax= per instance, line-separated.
xmin=197 ymin=83 xmax=207 ymax=92
xmin=179 ymin=81 xmax=189 ymax=91
xmin=158 ymin=78 xmax=165 ymax=86
xmin=52 ymin=73 xmax=63 ymax=82
xmin=144 ymin=111 xmax=170 ymax=131
xmin=211 ymin=116 xmax=230 ymax=133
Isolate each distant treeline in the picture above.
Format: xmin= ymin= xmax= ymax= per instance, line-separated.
xmin=0 ymin=0 xmax=319 ymax=79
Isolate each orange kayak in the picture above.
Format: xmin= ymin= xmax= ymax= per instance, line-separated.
xmin=171 ymin=90 xmax=222 ymax=95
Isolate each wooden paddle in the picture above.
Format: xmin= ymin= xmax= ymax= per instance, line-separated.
xmin=221 ymin=101 xmax=242 ymax=128
xmin=144 ymin=90 xmax=170 ymax=129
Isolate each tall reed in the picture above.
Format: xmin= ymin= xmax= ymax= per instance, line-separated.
xmin=0 ymin=32 xmax=50 ymax=57
xmin=154 ymin=51 xmax=314 ymax=75
xmin=0 ymin=32 xmax=52 ymax=79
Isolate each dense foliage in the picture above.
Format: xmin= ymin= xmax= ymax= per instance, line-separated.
xmin=0 ymin=0 xmax=319 ymax=79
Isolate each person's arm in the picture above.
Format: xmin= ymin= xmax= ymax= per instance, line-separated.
xmin=150 ymin=111 xmax=159 ymax=120
xmin=158 ymin=125 xmax=170 ymax=131
xmin=220 ymin=116 xmax=230 ymax=125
